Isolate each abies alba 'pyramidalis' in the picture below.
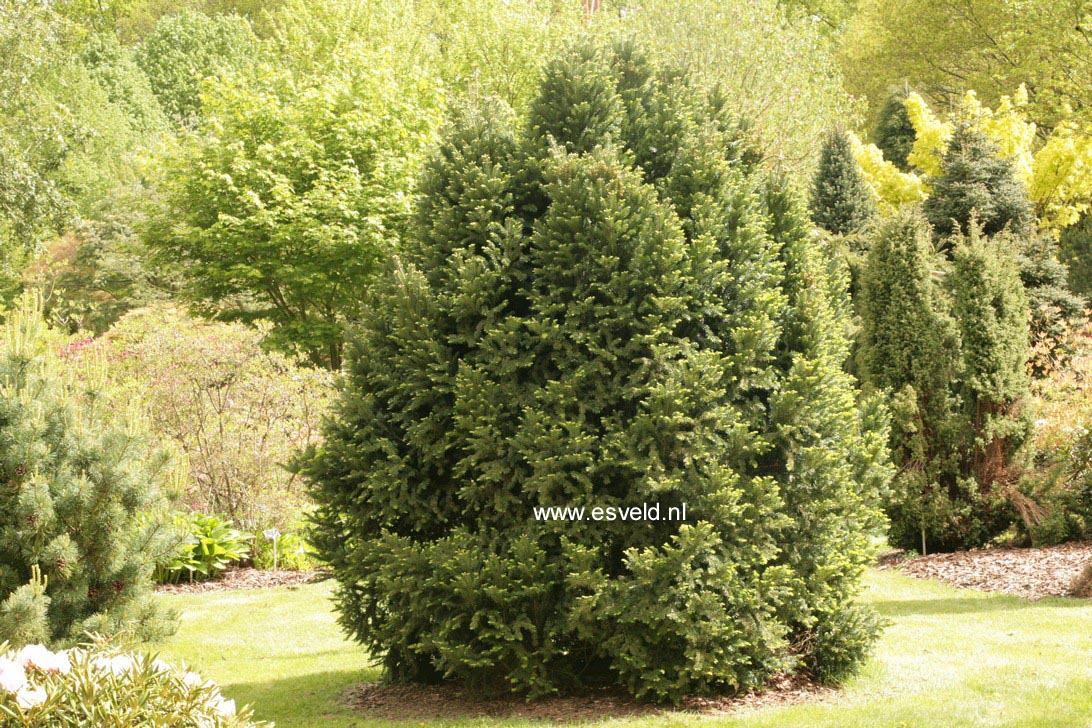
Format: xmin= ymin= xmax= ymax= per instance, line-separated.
xmin=303 ymin=39 xmax=890 ymax=702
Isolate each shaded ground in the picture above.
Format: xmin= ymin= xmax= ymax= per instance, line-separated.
xmin=878 ymin=541 xmax=1092 ymax=599
xmin=155 ymin=567 xmax=323 ymax=594
xmin=343 ymin=674 xmax=832 ymax=723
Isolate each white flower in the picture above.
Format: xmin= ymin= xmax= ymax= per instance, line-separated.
xmin=90 ymin=654 xmax=135 ymax=676
xmin=13 ymin=645 xmax=69 ymax=675
xmin=151 ymin=658 xmax=173 ymax=673
xmin=1035 ymin=418 xmax=1049 ymax=427
xmin=182 ymin=671 xmax=206 ymax=688
xmin=15 ymin=685 xmax=47 ymax=710
xmin=213 ymin=697 xmax=236 ymax=716
xmin=0 ymin=657 xmax=28 ymax=694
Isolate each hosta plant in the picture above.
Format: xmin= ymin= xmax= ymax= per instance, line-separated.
xmin=154 ymin=513 xmax=252 ymax=584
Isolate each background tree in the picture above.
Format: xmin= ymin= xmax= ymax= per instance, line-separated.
xmin=133 ymin=9 xmax=259 ymax=122
xmin=923 ymin=123 xmax=1032 ymax=240
xmin=810 ymin=128 xmax=877 ymax=235
xmin=303 ymin=40 xmax=888 ymax=701
xmin=858 ymin=210 xmax=967 ymax=552
xmin=1059 ymin=213 xmax=1092 ymax=297
xmin=83 ymin=304 xmax=334 ymax=530
xmin=859 ymin=209 xmax=1031 ymax=551
xmin=602 ymin=0 xmax=858 ymax=170
xmin=839 ymin=0 xmax=1092 ymax=129
xmin=872 ymin=89 xmax=916 ymax=171
xmin=0 ymin=297 xmax=178 ymax=648
xmin=144 ymin=42 xmax=443 ymax=368
xmin=949 ymin=225 xmax=1032 ymax=505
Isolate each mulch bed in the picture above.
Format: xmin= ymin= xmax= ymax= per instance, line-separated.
xmin=877 ymin=541 xmax=1092 ymax=600
xmin=155 ymin=567 xmax=324 ymax=594
xmin=343 ymin=674 xmax=833 ymax=723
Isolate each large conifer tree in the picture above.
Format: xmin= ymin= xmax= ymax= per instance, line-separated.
xmin=304 ymin=40 xmax=888 ymax=701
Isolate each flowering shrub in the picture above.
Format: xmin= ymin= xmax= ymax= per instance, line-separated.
xmin=0 ymin=641 xmax=267 ymax=726
xmin=63 ymin=304 xmax=334 ymax=531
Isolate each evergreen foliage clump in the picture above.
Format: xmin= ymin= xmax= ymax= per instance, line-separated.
xmin=0 ymin=298 xmax=177 ymax=648
xmin=810 ymin=129 xmax=878 ymax=236
xmin=923 ymin=123 xmax=1033 ymax=239
xmin=304 ymin=40 xmax=889 ymax=702
xmin=859 ymin=211 xmax=1031 ymax=551
xmin=1059 ymin=212 xmax=1092 ymax=297
xmin=921 ymin=121 xmax=1081 ymax=373
xmin=873 ymin=90 xmax=916 ymax=171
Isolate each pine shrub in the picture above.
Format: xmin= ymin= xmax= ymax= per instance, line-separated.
xmin=0 ymin=297 xmax=177 ymax=648
xmin=809 ymin=129 xmax=877 ymax=236
xmin=304 ymin=40 xmax=889 ymax=702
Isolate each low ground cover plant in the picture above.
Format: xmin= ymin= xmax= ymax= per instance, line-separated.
xmin=0 ymin=640 xmax=266 ymax=727
xmin=154 ymin=513 xmax=253 ymax=585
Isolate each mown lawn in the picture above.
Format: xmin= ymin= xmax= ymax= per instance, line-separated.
xmin=156 ymin=571 xmax=1092 ymax=727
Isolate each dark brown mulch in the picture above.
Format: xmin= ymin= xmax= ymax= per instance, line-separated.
xmin=877 ymin=541 xmax=1092 ymax=600
xmin=155 ymin=568 xmax=325 ymax=594
xmin=343 ymin=673 xmax=834 ymax=724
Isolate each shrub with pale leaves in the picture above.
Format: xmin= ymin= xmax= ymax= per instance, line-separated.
xmin=0 ymin=641 xmax=267 ymax=727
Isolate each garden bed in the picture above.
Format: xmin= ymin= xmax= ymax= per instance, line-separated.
xmin=343 ymin=673 xmax=833 ymax=723
xmin=155 ymin=568 xmax=323 ymax=594
xmin=878 ymin=542 xmax=1092 ymax=599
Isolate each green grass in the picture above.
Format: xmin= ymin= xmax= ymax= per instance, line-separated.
xmin=156 ymin=571 xmax=1092 ymax=727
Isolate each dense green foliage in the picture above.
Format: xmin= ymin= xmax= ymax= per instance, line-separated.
xmin=872 ymin=90 xmax=915 ymax=171
xmin=134 ymin=9 xmax=259 ymax=122
xmin=923 ymin=124 xmax=1032 ymax=240
xmin=0 ymin=2 xmax=165 ymax=303
xmin=144 ymin=39 xmax=443 ymax=367
xmin=304 ymin=40 xmax=888 ymax=701
xmin=860 ymin=211 xmax=1031 ymax=552
xmin=915 ymin=122 xmax=1083 ymax=373
xmin=1059 ymin=213 xmax=1092 ymax=297
xmin=0 ymin=298 xmax=177 ymax=648
xmin=810 ymin=129 xmax=877 ymax=235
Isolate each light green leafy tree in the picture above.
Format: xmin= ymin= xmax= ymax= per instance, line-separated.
xmin=145 ymin=41 xmax=443 ymax=368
